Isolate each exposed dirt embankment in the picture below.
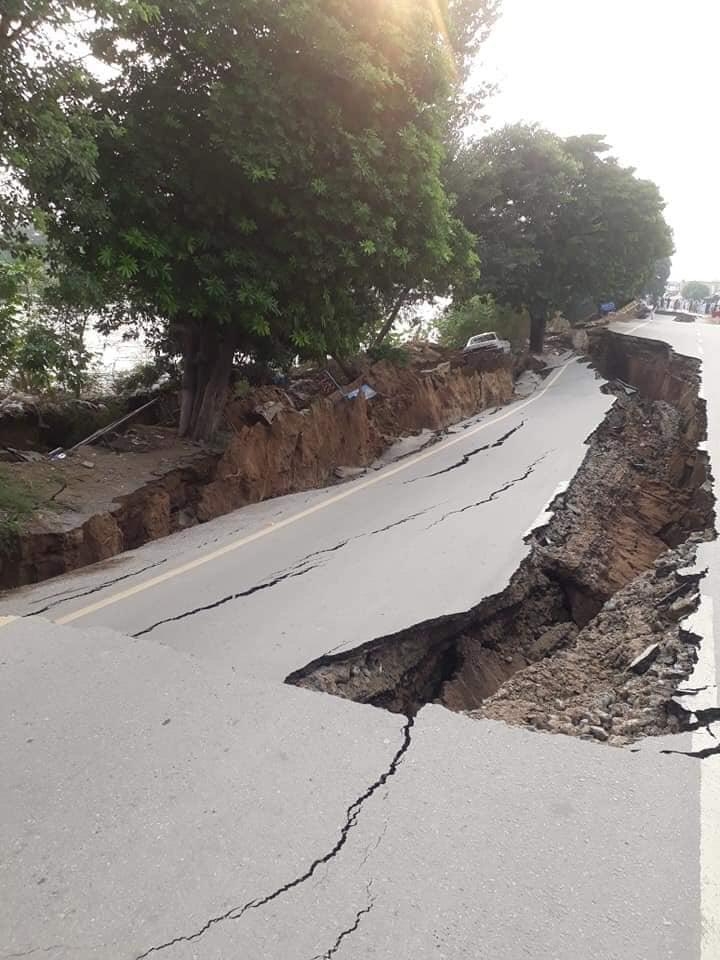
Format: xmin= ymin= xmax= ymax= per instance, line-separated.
xmin=197 ymin=359 xmax=512 ymax=521
xmin=1 ymin=356 xmax=513 ymax=589
xmin=589 ymin=330 xmax=700 ymax=416
xmin=2 ymin=454 xmax=218 ymax=587
xmin=288 ymin=333 xmax=715 ymax=746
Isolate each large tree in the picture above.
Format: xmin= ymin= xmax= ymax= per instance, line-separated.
xmin=443 ymin=0 xmax=500 ymax=151
xmin=29 ymin=0 xmax=490 ymax=440
xmin=449 ymin=125 xmax=674 ymax=352
xmin=0 ymin=1 xmax=153 ymax=239
xmin=682 ymin=281 xmax=711 ymax=301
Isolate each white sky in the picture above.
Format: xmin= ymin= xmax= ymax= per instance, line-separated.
xmin=476 ymin=0 xmax=719 ymax=282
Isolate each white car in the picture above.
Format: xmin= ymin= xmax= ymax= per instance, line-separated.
xmin=463 ymin=331 xmax=511 ymax=354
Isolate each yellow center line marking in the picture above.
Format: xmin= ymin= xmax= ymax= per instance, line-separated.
xmin=624 ymin=318 xmax=652 ymax=336
xmin=56 ymin=358 xmax=575 ymax=625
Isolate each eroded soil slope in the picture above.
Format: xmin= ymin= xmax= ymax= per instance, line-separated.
xmin=1 ymin=354 xmax=513 ymax=589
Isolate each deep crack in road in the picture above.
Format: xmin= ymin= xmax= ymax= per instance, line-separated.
xmin=425 ymin=453 xmax=548 ymax=529
xmin=405 ymin=420 xmax=525 ymax=483
xmin=131 ymin=505 xmax=440 ymax=637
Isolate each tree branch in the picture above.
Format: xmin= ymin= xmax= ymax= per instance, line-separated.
xmin=371 ymin=286 xmax=410 ymax=348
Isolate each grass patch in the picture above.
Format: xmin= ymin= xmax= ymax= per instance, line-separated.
xmin=0 ymin=467 xmax=45 ymax=550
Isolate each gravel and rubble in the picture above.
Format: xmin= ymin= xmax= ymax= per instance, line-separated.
xmin=474 ymin=539 xmax=707 ymax=744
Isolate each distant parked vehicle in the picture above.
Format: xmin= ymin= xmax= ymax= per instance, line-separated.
xmin=463 ymin=331 xmax=511 ymax=354
xmin=635 ymin=302 xmax=651 ymax=319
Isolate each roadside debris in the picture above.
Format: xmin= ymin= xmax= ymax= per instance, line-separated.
xmin=253 ymin=400 xmax=286 ymax=426
xmin=610 ymin=378 xmax=638 ymax=396
xmin=344 ymin=383 xmax=377 ymax=401
xmin=627 ymin=644 xmax=660 ymax=674
xmin=334 ymin=466 xmax=366 ymax=480
xmin=0 ymin=446 xmax=44 ymax=463
xmin=51 ymin=395 xmax=160 ymax=459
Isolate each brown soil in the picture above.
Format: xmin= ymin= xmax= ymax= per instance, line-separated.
xmin=474 ymin=548 xmax=701 ymax=742
xmin=0 ymin=427 xmax=216 ymax=587
xmin=0 ymin=352 xmax=514 ymax=589
xmin=287 ymin=332 xmax=716 ymax=747
xmin=198 ymin=357 xmax=513 ymax=522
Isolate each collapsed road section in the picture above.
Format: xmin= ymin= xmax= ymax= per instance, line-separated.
xmin=287 ymin=333 xmax=716 ymax=746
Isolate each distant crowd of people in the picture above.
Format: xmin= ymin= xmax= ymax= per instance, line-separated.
xmin=659 ymin=296 xmax=720 ymax=316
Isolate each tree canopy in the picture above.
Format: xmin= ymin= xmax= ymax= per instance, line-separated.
xmin=682 ymin=281 xmax=711 ymax=301
xmin=448 ymin=124 xmax=674 ymax=351
xmin=4 ymin=4 xmax=680 ymax=446
xmin=27 ymin=0 xmax=493 ymax=438
xmin=0 ymin=1 xmax=156 ymax=239
xmin=0 ymin=250 xmax=97 ymax=395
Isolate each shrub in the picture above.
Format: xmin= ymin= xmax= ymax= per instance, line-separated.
xmin=113 ymin=360 xmax=174 ymax=394
xmin=0 ymin=469 xmax=43 ymax=549
xmin=366 ymin=342 xmax=409 ymax=366
xmin=436 ymin=295 xmax=529 ymax=350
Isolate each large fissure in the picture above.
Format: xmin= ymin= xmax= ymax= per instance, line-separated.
xmin=404 ymin=420 xmax=526 ymax=482
xmin=24 ymin=558 xmax=168 ymax=616
xmin=130 ymin=503 xmax=440 ymax=637
xmin=287 ymin=333 xmax=716 ymax=746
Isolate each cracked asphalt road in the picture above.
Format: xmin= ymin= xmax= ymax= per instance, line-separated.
xmin=0 ymin=348 xmax=717 ymax=959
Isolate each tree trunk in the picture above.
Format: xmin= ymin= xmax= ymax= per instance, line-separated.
xmin=330 ymin=353 xmax=354 ymax=382
xmin=371 ymin=286 xmax=410 ymax=348
xmin=178 ymin=325 xmax=199 ymax=438
xmin=529 ymin=307 xmax=547 ymax=354
xmin=176 ymin=322 xmax=236 ymax=442
xmin=190 ymin=333 xmax=236 ymax=441
xmin=73 ymin=315 xmax=88 ymax=399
